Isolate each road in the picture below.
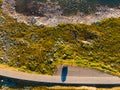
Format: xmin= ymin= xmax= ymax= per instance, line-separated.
xmin=0 ymin=66 xmax=120 ymax=85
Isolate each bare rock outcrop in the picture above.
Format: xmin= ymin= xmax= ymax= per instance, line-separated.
xmin=1 ymin=0 xmax=120 ymax=26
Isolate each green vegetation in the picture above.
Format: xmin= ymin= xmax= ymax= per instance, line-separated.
xmin=0 ymin=6 xmax=120 ymax=76
xmin=1 ymin=86 xmax=120 ymax=90
xmin=16 ymin=0 xmax=120 ymax=15
xmin=15 ymin=0 xmax=47 ymax=13
xmin=0 ymin=0 xmax=2 ymax=6
xmin=52 ymin=0 xmax=120 ymax=15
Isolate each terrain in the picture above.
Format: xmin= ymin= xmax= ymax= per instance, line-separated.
xmin=15 ymin=0 xmax=120 ymax=16
xmin=0 ymin=66 xmax=120 ymax=88
xmin=0 ymin=0 xmax=120 ymax=74
xmin=0 ymin=10 xmax=120 ymax=76
xmin=0 ymin=0 xmax=120 ymax=89
xmin=2 ymin=0 xmax=120 ymax=26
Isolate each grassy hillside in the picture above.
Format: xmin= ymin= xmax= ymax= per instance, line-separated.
xmin=0 ymin=6 xmax=120 ymax=75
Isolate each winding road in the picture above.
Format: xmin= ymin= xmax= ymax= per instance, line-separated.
xmin=0 ymin=66 xmax=120 ymax=86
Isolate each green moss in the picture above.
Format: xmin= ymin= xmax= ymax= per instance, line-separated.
xmin=0 ymin=7 xmax=120 ymax=76
xmin=0 ymin=0 xmax=2 ymax=6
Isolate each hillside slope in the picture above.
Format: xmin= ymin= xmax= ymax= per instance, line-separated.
xmin=0 ymin=0 xmax=120 ymax=76
xmin=0 ymin=7 xmax=120 ymax=75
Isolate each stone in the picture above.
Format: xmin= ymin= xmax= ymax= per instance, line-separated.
xmin=81 ymin=40 xmax=93 ymax=46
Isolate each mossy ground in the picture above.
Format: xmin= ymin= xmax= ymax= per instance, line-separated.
xmin=0 ymin=6 xmax=120 ymax=76
xmin=2 ymin=86 xmax=120 ymax=90
xmin=0 ymin=0 xmax=2 ymax=5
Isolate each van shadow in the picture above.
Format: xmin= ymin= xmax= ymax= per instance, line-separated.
xmin=61 ymin=66 xmax=68 ymax=82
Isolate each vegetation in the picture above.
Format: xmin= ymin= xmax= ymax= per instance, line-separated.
xmin=1 ymin=86 xmax=120 ymax=90
xmin=0 ymin=0 xmax=2 ymax=6
xmin=0 ymin=4 xmax=120 ymax=76
xmin=15 ymin=0 xmax=120 ymax=15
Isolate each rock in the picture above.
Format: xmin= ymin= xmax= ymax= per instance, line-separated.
xmin=111 ymin=64 xmax=115 ymax=68
xmin=78 ymin=86 xmax=96 ymax=90
xmin=31 ymin=17 xmax=37 ymax=24
xmin=0 ymin=57 xmax=4 ymax=63
xmin=81 ymin=40 xmax=93 ymax=46
xmin=1 ymin=80 xmax=4 ymax=82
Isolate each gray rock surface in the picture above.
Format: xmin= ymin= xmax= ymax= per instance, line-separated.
xmin=1 ymin=0 xmax=120 ymax=26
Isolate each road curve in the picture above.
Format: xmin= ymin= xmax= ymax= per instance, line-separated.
xmin=0 ymin=67 xmax=120 ymax=85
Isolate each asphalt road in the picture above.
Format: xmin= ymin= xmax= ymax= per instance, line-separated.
xmin=0 ymin=66 xmax=120 ymax=85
